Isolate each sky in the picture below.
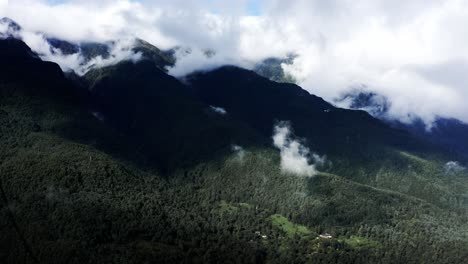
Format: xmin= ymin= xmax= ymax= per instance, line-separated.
xmin=2 ymin=0 xmax=468 ymax=126
xmin=45 ymin=0 xmax=263 ymax=16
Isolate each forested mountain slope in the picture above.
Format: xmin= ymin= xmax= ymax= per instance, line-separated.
xmin=0 ymin=37 xmax=467 ymax=264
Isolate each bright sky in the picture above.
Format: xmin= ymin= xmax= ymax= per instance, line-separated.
xmin=46 ymin=0 xmax=263 ymax=15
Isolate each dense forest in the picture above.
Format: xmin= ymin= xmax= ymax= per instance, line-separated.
xmin=0 ymin=36 xmax=467 ymax=264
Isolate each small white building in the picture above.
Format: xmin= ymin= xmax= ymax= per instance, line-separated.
xmin=319 ymin=233 xmax=333 ymax=239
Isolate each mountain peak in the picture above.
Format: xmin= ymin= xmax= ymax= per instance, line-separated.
xmin=0 ymin=17 xmax=22 ymax=38
xmin=0 ymin=37 xmax=39 ymax=59
xmin=0 ymin=17 xmax=21 ymax=30
xmin=336 ymin=88 xmax=391 ymax=118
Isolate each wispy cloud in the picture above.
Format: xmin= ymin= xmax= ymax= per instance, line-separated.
xmin=7 ymin=24 xmax=142 ymax=74
xmin=231 ymin=145 xmax=246 ymax=162
xmin=273 ymin=121 xmax=325 ymax=177
xmin=210 ymin=105 xmax=227 ymax=115
xmin=444 ymin=161 xmax=466 ymax=174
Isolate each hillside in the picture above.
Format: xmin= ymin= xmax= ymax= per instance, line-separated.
xmin=83 ymin=60 xmax=262 ymax=172
xmin=187 ymin=66 xmax=433 ymax=156
xmin=0 ymin=37 xmax=467 ymax=264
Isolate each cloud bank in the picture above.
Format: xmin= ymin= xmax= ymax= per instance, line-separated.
xmin=28 ymin=35 xmax=142 ymax=75
xmin=273 ymin=122 xmax=324 ymax=177
xmin=3 ymin=0 xmax=468 ymax=125
xmin=1 ymin=15 xmax=143 ymax=74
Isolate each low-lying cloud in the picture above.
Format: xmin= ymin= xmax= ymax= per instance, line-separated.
xmin=272 ymin=121 xmax=325 ymax=177
xmin=231 ymin=145 xmax=246 ymax=162
xmin=9 ymin=24 xmax=142 ymax=75
xmin=444 ymin=161 xmax=466 ymax=174
xmin=210 ymin=106 xmax=227 ymax=115
xmin=3 ymin=0 xmax=468 ymax=125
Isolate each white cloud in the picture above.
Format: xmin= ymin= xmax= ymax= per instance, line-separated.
xmin=74 ymin=39 xmax=142 ymax=75
xmin=210 ymin=105 xmax=227 ymax=115
xmin=18 ymin=29 xmax=142 ymax=74
xmin=231 ymin=144 xmax=246 ymax=161
xmin=0 ymin=18 xmax=20 ymax=39
xmin=3 ymin=0 xmax=468 ymax=124
xmin=444 ymin=161 xmax=466 ymax=174
xmin=273 ymin=121 xmax=324 ymax=177
xmin=266 ymin=0 xmax=468 ymax=125
xmin=168 ymin=47 xmax=252 ymax=77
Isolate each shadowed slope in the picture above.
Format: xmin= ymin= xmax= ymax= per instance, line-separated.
xmin=187 ymin=66 xmax=434 ymax=158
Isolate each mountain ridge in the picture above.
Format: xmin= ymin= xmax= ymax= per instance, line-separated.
xmin=337 ymin=89 xmax=468 ymax=159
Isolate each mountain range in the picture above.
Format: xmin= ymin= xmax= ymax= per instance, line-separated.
xmin=336 ymin=89 xmax=468 ymax=159
xmin=254 ymin=52 xmax=468 ymax=160
xmin=0 ymin=18 xmax=467 ymax=264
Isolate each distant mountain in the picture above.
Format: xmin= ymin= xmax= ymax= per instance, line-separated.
xmin=390 ymin=117 xmax=468 ymax=157
xmin=0 ymin=37 xmax=39 ymax=59
xmin=337 ymin=89 xmax=468 ymax=157
xmin=0 ymin=17 xmax=21 ymax=38
xmin=132 ymin=38 xmax=176 ymax=70
xmin=0 ymin=17 xmax=175 ymax=75
xmin=46 ymin=37 xmax=81 ymax=55
xmin=336 ymin=88 xmax=391 ymax=117
xmin=46 ymin=37 xmax=175 ymax=72
xmin=253 ymin=55 xmax=297 ymax=83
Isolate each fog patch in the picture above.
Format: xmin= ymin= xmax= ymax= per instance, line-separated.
xmin=0 ymin=17 xmax=21 ymax=39
xmin=231 ymin=145 xmax=246 ymax=162
xmin=91 ymin=111 xmax=105 ymax=122
xmin=40 ymin=38 xmax=143 ymax=75
xmin=444 ymin=161 xmax=466 ymax=174
xmin=6 ymin=23 xmax=143 ymax=75
xmin=272 ymin=121 xmax=324 ymax=177
xmin=210 ymin=105 xmax=227 ymax=115
xmin=168 ymin=47 xmax=252 ymax=77
xmin=75 ymin=39 xmax=143 ymax=75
